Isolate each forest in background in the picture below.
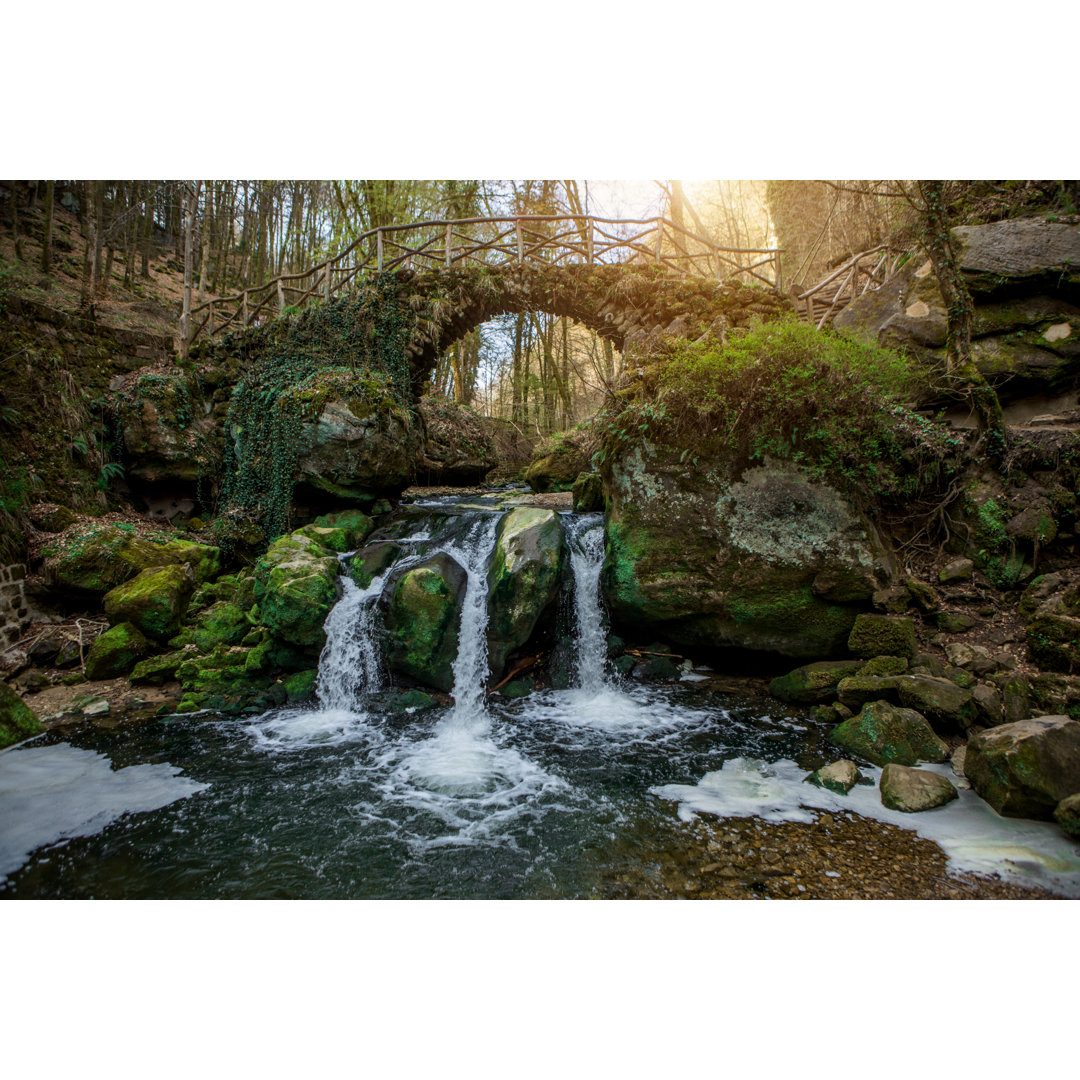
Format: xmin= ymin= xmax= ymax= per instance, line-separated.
xmin=3 ymin=179 xmax=1077 ymax=441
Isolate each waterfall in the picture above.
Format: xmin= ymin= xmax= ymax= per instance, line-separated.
xmin=566 ymin=515 xmax=608 ymax=693
xmin=315 ymin=568 xmax=391 ymax=712
xmin=440 ymin=513 xmax=502 ymax=724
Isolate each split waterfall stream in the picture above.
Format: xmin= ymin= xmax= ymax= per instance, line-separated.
xmin=3 ymin=494 xmax=1080 ymax=898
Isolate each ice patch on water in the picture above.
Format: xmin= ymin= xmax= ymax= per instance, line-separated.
xmin=654 ymin=757 xmax=1080 ymax=896
xmin=0 ymin=742 xmax=207 ymax=882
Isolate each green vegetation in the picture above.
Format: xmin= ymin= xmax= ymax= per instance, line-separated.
xmin=217 ymin=275 xmax=417 ymax=544
xmin=595 ymin=317 xmax=956 ymax=504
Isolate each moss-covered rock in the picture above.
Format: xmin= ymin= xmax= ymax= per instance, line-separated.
xmin=293 ymin=524 xmax=352 ymax=553
xmin=283 ymin=669 xmax=317 ymax=702
xmin=769 ymin=659 xmax=865 ymax=705
xmin=177 ymin=601 xmax=251 ymax=653
xmin=0 ymin=679 xmax=45 ymax=748
xmin=381 ymin=554 xmax=466 ymax=692
xmin=879 ymin=764 xmax=958 ymax=813
xmin=966 ymin=716 xmax=1080 ymax=818
xmin=602 ymin=452 xmax=894 ymax=659
xmin=1027 ymin=611 xmax=1080 ymax=673
xmin=486 ymin=508 xmax=565 ymax=678
xmin=130 ymin=650 xmax=188 ymax=686
xmin=350 ymin=541 xmax=402 ymax=590
xmin=572 ymin=472 xmax=604 ymax=513
xmin=253 ymin=532 xmax=339 ymax=648
xmin=103 ymin=562 xmax=196 ymax=641
xmin=312 ymin=509 xmax=374 ymax=548
xmin=43 ymin=522 xmax=176 ymax=595
xmin=895 ymin=675 xmax=975 ymax=728
xmin=84 ymin=622 xmax=151 ymax=680
xmin=155 ymin=539 xmax=222 ymax=584
xmin=857 ymin=655 xmax=909 ymax=678
xmin=847 ymin=614 xmax=917 ymax=660
xmin=830 ymin=699 xmax=949 ymax=766
xmin=525 ymin=435 xmax=589 ymax=493
xmin=1054 ymin=792 xmax=1080 ymax=838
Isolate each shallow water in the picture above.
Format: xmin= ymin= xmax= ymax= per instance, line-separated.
xmin=4 ymin=498 xmax=1079 ymax=899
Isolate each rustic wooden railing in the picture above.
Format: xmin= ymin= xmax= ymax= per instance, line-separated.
xmin=184 ymin=214 xmax=783 ymax=350
xmin=795 ymin=244 xmax=905 ymax=329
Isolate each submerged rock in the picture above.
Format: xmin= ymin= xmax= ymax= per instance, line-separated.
xmin=0 ymin=680 xmax=45 ymax=749
xmin=486 ymin=508 xmax=565 ymax=679
xmin=965 ymin=715 xmax=1080 ymax=818
xmin=830 ymin=700 xmax=949 ymax=767
xmin=381 ymin=554 xmax=467 ymax=692
xmin=879 ymin=764 xmax=958 ymax=813
xmin=603 ymin=452 xmax=895 ymax=659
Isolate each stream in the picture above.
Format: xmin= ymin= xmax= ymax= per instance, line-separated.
xmin=3 ymin=496 xmax=1080 ymax=899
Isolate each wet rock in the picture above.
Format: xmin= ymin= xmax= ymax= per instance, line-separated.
xmin=830 ymin=699 xmax=949 ymax=767
xmin=486 ymin=508 xmax=565 ymax=679
xmin=312 ymin=510 xmax=374 ymax=549
xmin=603 ymin=455 xmax=894 ymax=659
xmin=572 ymin=472 xmax=604 ymax=513
xmin=1054 ymin=793 xmax=1080 ymax=838
xmin=282 ymin=669 xmax=317 ymax=702
xmin=939 ymin=558 xmax=974 ymax=584
xmin=848 ymin=614 xmax=917 ymax=660
xmin=382 ymin=553 xmax=467 ymax=692
xmin=769 ymin=659 xmax=865 ymax=705
xmin=103 ymin=563 xmax=197 ymax=641
xmin=253 ymin=532 xmax=340 ymax=649
xmin=84 ymin=622 xmax=151 ymax=680
xmin=350 ymin=541 xmax=402 ymax=590
xmin=880 ymin=764 xmax=958 ymax=813
xmin=805 ymin=759 xmax=862 ymax=795
xmin=951 ymin=744 xmax=968 ymax=778
xmin=0 ymin=679 xmax=45 ymax=749
xmin=966 ymin=715 xmax=1080 ymax=818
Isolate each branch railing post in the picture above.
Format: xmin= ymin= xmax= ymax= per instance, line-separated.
xmin=377 ymin=229 xmax=384 ymax=273
xmin=516 ymin=219 xmax=523 ymax=265
xmin=445 ymin=223 xmax=453 ymax=268
xmin=242 ymin=290 xmax=249 ymax=328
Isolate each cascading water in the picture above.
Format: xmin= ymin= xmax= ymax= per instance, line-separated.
xmin=315 ymin=568 xmax=388 ymax=712
xmin=8 ymin=491 xmax=1080 ymax=899
xmin=564 ymin=514 xmax=608 ymax=693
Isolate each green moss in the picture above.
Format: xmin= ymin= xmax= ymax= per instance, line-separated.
xmin=103 ymin=563 xmax=195 ymax=641
xmin=283 ymin=669 xmax=317 ymax=702
xmin=0 ymin=680 xmax=45 ymax=749
xmin=84 ymin=622 xmax=151 ymax=680
xmin=847 ymin=614 xmax=917 ymax=660
xmin=830 ymin=700 xmax=949 ymax=766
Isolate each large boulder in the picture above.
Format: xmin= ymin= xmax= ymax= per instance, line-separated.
xmin=381 ymin=554 xmax=467 ymax=692
xmin=103 ymin=563 xmax=196 ymax=641
xmin=847 ymin=614 xmax=917 ymax=660
xmin=835 ymin=219 xmax=1080 ymax=404
xmin=830 ymin=699 xmax=950 ymax=767
xmin=879 ymin=764 xmax=958 ymax=813
xmin=486 ymin=508 xmax=565 ymax=678
xmin=154 ymin=539 xmax=222 ymax=584
xmin=253 ymin=532 xmax=340 ymax=648
xmin=350 ymin=542 xmax=402 ymax=590
xmin=525 ymin=435 xmax=589 ymax=493
xmin=42 ymin=523 xmax=176 ymax=595
xmin=836 ymin=672 xmax=975 ymax=726
xmin=603 ymin=451 xmax=895 ymax=659
xmin=965 ymin=715 xmax=1080 ymax=818
xmin=416 ymin=395 xmax=496 ymax=484
xmin=84 ymin=622 xmax=151 ymax=680
xmin=293 ymin=396 xmax=423 ymax=504
xmin=117 ymin=372 xmax=218 ymax=484
xmin=0 ymin=679 xmax=44 ymax=749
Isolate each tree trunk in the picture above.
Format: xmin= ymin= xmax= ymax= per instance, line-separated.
xmin=916 ymin=180 xmax=1004 ymax=458
xmin=180 ymin=181 xmax=198 ymax=359
xmin=91 ymin=182 xmax=106 ymax=297
xmin=198 ymin=180 xmax=211 ymax=302
xmin=41 ymin=180 xmax=54 ymax=276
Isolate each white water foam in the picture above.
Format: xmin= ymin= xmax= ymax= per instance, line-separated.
xmin=0 ymin=742 xmax=208 ymax=882
xmin=654 ymin=757 xmax=1080 ymax=896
